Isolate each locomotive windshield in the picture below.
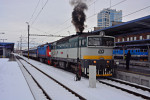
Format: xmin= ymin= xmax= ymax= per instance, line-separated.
xmin=88 ymin=37 xmax=114 ymax=46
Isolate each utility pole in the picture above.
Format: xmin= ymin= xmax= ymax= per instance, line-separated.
xmin=0 ymin=33 xmax=6 ymax=42
xmin=26 ymin=22 xmax=30 ymax=59
xmin=17 ymin=41 xmax=20 ymax=54
xmin=20 ymin=35 xmax=22 ymax=55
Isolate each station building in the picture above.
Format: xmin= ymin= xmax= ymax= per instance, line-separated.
xmin=94 ymin=15 xmax=150 ymax=62
xmin=97 ymin=8 xmax=122 ymax=28
xmin=94 ymin=15 xmax=150 ymax=87
xmin=0 ymin=42 xmax=14 ymax=58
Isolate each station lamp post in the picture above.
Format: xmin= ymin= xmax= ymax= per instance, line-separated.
xmin=26 ymin=22 xmax=30 ymax=59
xmin=0 ymin=33 xmax=5 ymax=42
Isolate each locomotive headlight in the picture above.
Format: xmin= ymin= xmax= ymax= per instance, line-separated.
xmin=94 ymin=61 xmax=96 ymax=64
xmin=107 ymin=61 xmax=110 ymax=63
xmin=116 ymin=61 xmax=119 ymax=65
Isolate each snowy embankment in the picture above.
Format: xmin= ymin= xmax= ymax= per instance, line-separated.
xmin=100 ymin=79 xmax=150 ymax=97
xmin=18 ymin=55 xmax=144 ymax=100
xmin=20 ymin=59 xmax=80 ymax=100
xmin=17 ymin=59 xmax=48 ymax=100
xmin=0 ymin=58 xmax=34 ymax=100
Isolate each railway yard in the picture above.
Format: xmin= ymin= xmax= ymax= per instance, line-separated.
xmin=1 ymin=15 xmax=150 ymax=100
xmin=1 ymin=1 xmax=150 ymax=100
xmin=0 ymin=54 xmax=150 ymax=100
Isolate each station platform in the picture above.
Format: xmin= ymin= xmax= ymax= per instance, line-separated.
xmin=115 ymin=63 xmax=150 ymax=87
xmin=0 ymin=58 xmax=34 ymax=100
xmin=117 ymin=65 xmax=150 ymax=77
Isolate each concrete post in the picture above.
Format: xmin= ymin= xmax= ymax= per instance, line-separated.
xmin=3 ymin=47 xmax=5 ymax=58
xmin=89 ymin=65 xmax=96 ymax=88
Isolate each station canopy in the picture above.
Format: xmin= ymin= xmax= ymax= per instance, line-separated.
xmin=93 ymin=15 xmax=150 ymax=36
xmin=0 ymin=42 xmax=14 ymax=51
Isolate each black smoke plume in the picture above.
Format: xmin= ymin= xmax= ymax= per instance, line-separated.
xmin=70 ymin=0 xmax=88 ymax=33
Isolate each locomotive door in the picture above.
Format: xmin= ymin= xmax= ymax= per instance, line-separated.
xmin=79 ymin=40 xmax=82 ymax=59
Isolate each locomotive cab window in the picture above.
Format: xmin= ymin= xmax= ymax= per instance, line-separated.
xmin=88 ymin=37 xmax=101 ymax=46
xmin=88 ymin=36 xmax=114 ymax=46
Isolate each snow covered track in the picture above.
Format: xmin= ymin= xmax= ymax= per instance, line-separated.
xmin=98 ymin=79 xmax=150 ymax=99
xmin=106 ymin=78 xmax=150 ymax=92
xmin=16 ymin=56 xmax=51 ymax=100
xmin=16 ymin=56 xmax=86 ymax=100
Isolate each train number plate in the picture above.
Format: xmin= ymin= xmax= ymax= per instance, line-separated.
xmin=98 ymin=49 xmax=104 ymax=54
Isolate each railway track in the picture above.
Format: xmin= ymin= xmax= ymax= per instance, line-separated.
xmin=16 ymin=55 xmax=150 ymax=100
xmin=16 ymin=56 xmax=51 ymax=100
xmin=16 ymin=56 xmax=86 ymax=100
xmin=98 ymin=78 xmax=150 ymax=100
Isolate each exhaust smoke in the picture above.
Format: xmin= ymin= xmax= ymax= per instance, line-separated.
xmin=70 ymin=0 xmax=88 ymax=33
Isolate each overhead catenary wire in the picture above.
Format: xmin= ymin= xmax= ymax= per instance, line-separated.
xmin=29 ymin=0 xmax=128 ymax=43
xmin=31 ymin=0 xmax=49 ymax=25
xmin=87 ymin=0 xmax=127 ymax=19
xmin=30 ymin=0 xmax=127 ymax=39
xmin=31 ymin=26 xmax=70 ymax=37
xmin=46 ymin=0 xmax=99 ymax=34
xmin=47 ymin=18 xmax=72 ymax=33
xmin=86 ymin=5 xmax=150 ymax=33
xmin=52 ymin=0 xmax=128 ymax=34
xmin=23 ymin=0 xmax=49 ymax=47
xmin=50 ymin=0 xmax=128 ymax=37
xmin=30 ymin=0 xmax=100 ymax=42
xmin=29 ymin=0 xmax=149 ymax=44
xmin=115 ymin=5 xmax=150 ymax=20
xmin=29 ymin=0 xmax=41 ymax=23
xmin=110 ymin=0 xmax=127 ymax=8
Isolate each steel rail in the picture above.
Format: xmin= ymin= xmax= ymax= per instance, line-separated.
xmin=98 ymin=79 xmax=150 ymax=100
xmin=16 ymin=56 xmax=52 ymax=100
xmin=18 ymin=56 xmax=86 ymax=100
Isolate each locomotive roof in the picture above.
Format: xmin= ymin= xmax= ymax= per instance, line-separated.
xmin=37 ymin=43 xmax=49 ymax=47
xmin=56 ymin=32 xmax=98 ymax=43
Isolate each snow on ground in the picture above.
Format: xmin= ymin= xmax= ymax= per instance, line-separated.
xmin=19 ymin=55 xmax=144 ymax=100
xmin=0 ymin=58 xmax=34 ymax=100
xmin=17 ymin=59 xmax=48 ymax=100
xmin=101 ymin=79 xmax=150 ymax=97
xmin=21 ymin=60 xmax=80 ymax=100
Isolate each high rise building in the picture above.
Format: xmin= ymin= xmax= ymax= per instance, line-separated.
xmin=97 ymin=8 xmax=122 ymax=28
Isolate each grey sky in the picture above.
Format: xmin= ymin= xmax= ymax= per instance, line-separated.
xmin=0 ymin=0 xmax=150 ymax=49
